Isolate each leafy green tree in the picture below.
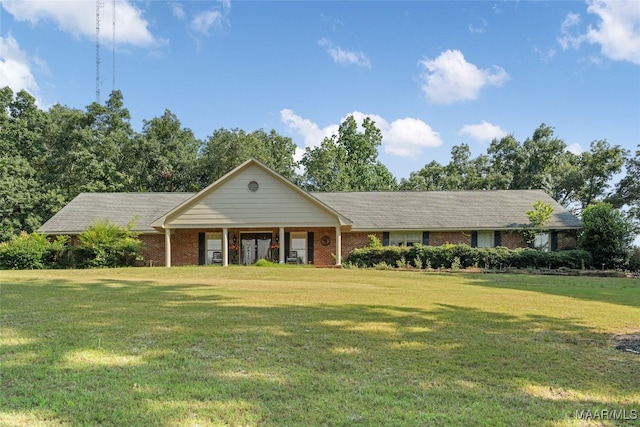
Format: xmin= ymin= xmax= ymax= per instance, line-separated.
xmin=399 ymin=160 xmax=447 ymax=190
xmin=122 ymin=109 xmax=200 ymax=192
xmin=198 ymin=128 xmax=297 ymax=187
xmin=300 ymin=115 xmax=396 ymax=191
xmin=610 ymin=145 xmax=640 ymax=226
xmin=579 ymin=203 xmax=635 ymax=269
xmin=515 ymin=124 xmax=568 ymax=193
xmin=523 ymin=200 xmax=554 ymax=248
xmin=0 ymin=156 xmax=63 ymax=241
xmin=0 ymin=88 xmax=50 ymax=162
xmin=575 ymin=140 xmax=626 ymax=209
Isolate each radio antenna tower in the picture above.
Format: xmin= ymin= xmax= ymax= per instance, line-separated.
xmin=96 ymin=0 xmax=102 ymax=103
xmin=112 ymin=0 xmax=116 ymax=92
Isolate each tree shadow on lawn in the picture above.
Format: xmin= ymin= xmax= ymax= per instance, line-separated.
xmin=452 ymin=273 xmax=640 ymax=308
xmin=1 ymin=280 xmax=639 ymax=426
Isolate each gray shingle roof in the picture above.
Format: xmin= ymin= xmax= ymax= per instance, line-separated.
xmin=38 ymin=193 xmax=195 ymax=234
xmin=38 ymin=189 xmax=581 ymax=234
xmin=311 ymin=189 xmax=582 ymax=230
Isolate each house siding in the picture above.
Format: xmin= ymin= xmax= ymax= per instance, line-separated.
xmin=166 ymin=166 xmax=340 ymax=228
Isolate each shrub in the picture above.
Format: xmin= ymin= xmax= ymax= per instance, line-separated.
xmin=367 ymin=234 xmax=383 ymax=248
xmin=347 ymin=246 xmax=409 ymax=268
xmin=0 ymin=232 xmax=49 ymax=269
xmin=413 ymin=256 xmax=423 ymax=270
xmin=346 ymin=243 xmax=593 ymax=271
xmin=627 ymin=246 xmax=640 ymax=272
xmin=0 ymin=232 xmax=71 ymax=270
xmin=76 ymin=221 xmax=143 ymax=268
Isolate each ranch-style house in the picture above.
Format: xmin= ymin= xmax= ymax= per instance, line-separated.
xmin=39 ymin=158 xmax=583 ymax=267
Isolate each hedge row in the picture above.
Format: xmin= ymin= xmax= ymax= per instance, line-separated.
xmin=345 ymin=243 xmax=593 ymax=270
xmin=0 ymin=232 xmax=68 ymax=269
xmin=0 ymin=221 xmax=144 ymax=270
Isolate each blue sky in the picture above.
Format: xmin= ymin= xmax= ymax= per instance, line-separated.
xmin=1 ymin=0 xmax=639 ymax=180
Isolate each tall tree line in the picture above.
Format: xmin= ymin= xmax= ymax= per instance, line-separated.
xmin=0 ymin=87 xmax=637 ymax=241
xmin=0 ymin=88 xmax=297 ymax=241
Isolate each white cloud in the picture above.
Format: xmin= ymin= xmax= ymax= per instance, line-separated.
xmin=566 ymin=143 xmax=584 ymax=155
xmin=559 ymin=0 xmax=640 ymax=65
xmin=192 ymin=9 xmax=223 ymax=35
xmin=468 ymin=18 xmax=488 ymax=34
xmin=419 ymin=49 xmax=509 ymax=104
xmin=280 ymin=109 xmax=441 ymax=158
xmin=318 ymin=38 xmax=371 ymax=68
xmin=1 ymin=0 xmax=157 ymax=47
xmin=280 ymin=109 xmax=337 ymax=148
xmin=190 ymin=1 xmax=231 ymax=37
xmin=171 ymin=3 xmax=186 ymax=20
xmin=458 ymin=121 xmax=508 ymax=143
xmin=384 ymin=117 xmax=442 ymax=157
xmin=0 ymin=34 xmax=43 ymax=106
xmin=585 ymin=0 xmax=640 ymax=64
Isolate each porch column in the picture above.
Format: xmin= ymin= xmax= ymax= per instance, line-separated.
xmin=165 ymin=228 xmax=171 ymax=267
xmin=335 ymin=226 xmax=342 ymax=266
xmin=222 ymin=227 xmax=229 ymax=266
xmin=279 ymin=227 xmax=285 ymax=264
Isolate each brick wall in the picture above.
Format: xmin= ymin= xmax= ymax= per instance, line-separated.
xmin=341 ymin=232 xmax=381 ymax=261
xmin=500 ymin=231 xmax=527 ymax=249
xmin=139 ymin=234 xmax=165 ymax=266
xmin=429 ymin=231 xmax=472 ymax=246
xmin=139 ymin=228 xmax=578 ymax=267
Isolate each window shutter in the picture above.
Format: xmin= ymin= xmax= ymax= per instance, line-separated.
xmin=198 ymin=232 xmax=205 ymax=265
xmin=471 ymin=231 xmax=478 ymax=248
xmin=382 ymin=232 xmax=389 ymax=246
xmin=422 ymin=231 xmax=430 ymax=246
xmin=494 ymin=231 xmax=501 ymax=247
xmin=551 ymin=231 xmax=558 ymax=251
xmin=307 ymin=232 xmax=314 ymax=264
xmin=284 ymin=232 xmax=290 ymax=257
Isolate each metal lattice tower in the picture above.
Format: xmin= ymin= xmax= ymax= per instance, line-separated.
xmin=96 ymin=0 xmax=102 ymax=103
xmin=112 ymin=0 xmax=116 ymax=92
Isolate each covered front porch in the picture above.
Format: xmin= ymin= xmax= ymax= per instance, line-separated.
xmin=162 ymin=226 xmax=346 ymax=267
xmin=150 ymin=159 xmax=352 ymax=268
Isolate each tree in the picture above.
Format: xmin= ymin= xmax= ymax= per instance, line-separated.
xmin=579 ymin=203 xmax=635 ymax=269
xmin=300 ymin=115 xmax=397 ymax=191
xmin=197 ymin=128 xmax=297 ymax=187
xmin=122 ymin=109 xmax=200 ymax=192
xmin=399 ymin=160 xmax=447 ymax=190
xmin=523 ymin=200 xmax=554 ymax=249
xmin=574 ymin=140 xmax=626 ymax=210
xmin=0 ymin=156 xmax=64 ymax=241
xmin=610 ymin=145 xmax=640 ymax=226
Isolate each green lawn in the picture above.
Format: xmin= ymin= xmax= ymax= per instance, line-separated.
xmin=1 ymin=268 xmax=639 ymax=426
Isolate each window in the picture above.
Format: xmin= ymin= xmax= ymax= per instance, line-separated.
xmin=389 ymin=231 xmax=421 ymax=247
xmin=290 ymin=232 xmax=306 ymax=264
xmin=534 ymin=233 xmax=550 ymax=252
xmin=476 ymin=231 xmax=494 ymax=248
xmin=206 ymin=232 xmax=222 ymax=265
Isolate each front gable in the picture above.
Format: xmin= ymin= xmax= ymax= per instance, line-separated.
xmin=152 ymin=159 xmax=351 ymax=230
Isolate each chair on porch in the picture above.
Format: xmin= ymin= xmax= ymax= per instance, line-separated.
xmin=286 ymin=250 xmax=298 ymax=264
xmin=211 ymin=251 xmax=223 ymax=265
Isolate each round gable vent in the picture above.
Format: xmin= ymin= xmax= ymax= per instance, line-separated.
xmin=247 ymin=180 xmax=259 ymax=192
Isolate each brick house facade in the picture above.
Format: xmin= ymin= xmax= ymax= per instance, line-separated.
xmin=40 ymin=159 xmax=582 ymax=267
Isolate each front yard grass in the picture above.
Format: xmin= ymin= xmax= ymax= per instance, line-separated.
xmin=1 ymin=268 xmax=639 ymax=426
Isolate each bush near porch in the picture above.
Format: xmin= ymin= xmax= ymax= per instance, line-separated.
xmin=346 ymin=243 xmax=594 ymax=270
